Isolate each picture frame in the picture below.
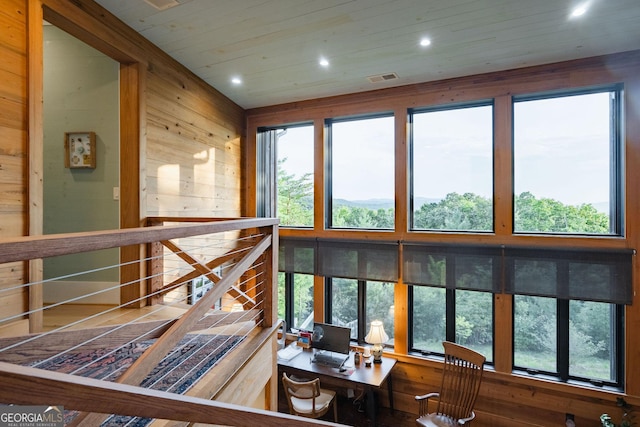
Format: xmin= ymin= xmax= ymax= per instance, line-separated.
xmin=64 ymin=131 xmax=96 ymax=169
xmin=296 ymin=331 xmax=312 ymax=348
xmin=296 ymin=335 xmax=311 ymax=348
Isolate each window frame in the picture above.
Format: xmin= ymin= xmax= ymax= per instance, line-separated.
xmin=258 ymin=122 xmax=315 ymax=228
xmin=262 ymin=80 xmax=629 ymax=391
xmin=325 ymin=112 xmax=395 ymax=230
xmin=409 ymin=285 xmax=495 ymax=364
xmin=325 ymin=277 xmax=395 ymax=348
xmin=408 ymin=100 xmax=495 ymax=233
xmin=278 ymin=271 xmax=315 ymax=332
xmin=512 ymin=295 xmax=624 ymax=389
xmin=325 ymin=277 xmax=364 ymax=341
xmin=511 ymin=85 xmax=624 ymax=236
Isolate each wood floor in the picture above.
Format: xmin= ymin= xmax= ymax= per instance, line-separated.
xmin=41 ymin=303 xmax=191 ymax=331
xmin=18 ymin=304 xmax=417 ymax=426
xmin=277 ymin=380 xmax=416 ymax=427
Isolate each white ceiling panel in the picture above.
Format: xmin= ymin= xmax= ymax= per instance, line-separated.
xmin=94 ymin=0 xmax=640 ymax=109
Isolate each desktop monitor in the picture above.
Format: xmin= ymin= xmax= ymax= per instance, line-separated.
xmin=311 ymin=322 xmax=351 ymax=355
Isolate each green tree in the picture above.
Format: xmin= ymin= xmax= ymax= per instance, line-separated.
xmin=514 ymin=296 xmax=556 ymax=353
xmin=331 ymin=278 xmax=358 ymax=328
xmin=292 ymin=274 xmax=314 ymax=328
xmin=412 ymin=287 xmax=446 ymax=346
xmin=366 ymin=281 xmax=395 ymax=339
xmin=276 ymin=164 xmax=613 ymax=360
xmin=456 ymin=290 xmax=493 ymax=346
xmin=514 ymin=191 xmax=609 ymax=233
xmin=571 ymin=301 xmax=610 ymax=358
xmin=277 ymin=158 xmax=313 ymax=226
xmin=413 ymin=192 xmax=492 ymax=231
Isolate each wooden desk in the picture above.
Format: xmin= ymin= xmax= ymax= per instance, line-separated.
xmin=278 ymin=349 xmax=396 ymax=425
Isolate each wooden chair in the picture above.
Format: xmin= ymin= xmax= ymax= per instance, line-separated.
xmin=282 ymin=372 xmax=338 ymax=422
xmin=415 ymin=342 xmax=486 ymax=426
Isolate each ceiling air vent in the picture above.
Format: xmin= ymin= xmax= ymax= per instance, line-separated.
xmin=367 ymin=72 xmax=399 ymax=83
xmin=144 ymin=0 xmax=181 ymax=11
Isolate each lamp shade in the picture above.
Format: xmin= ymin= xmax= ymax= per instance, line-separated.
xmin=365 ymin=320 xmax=389 ymax=345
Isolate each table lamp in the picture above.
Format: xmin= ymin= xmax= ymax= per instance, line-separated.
xmin=365 ymin=320 xmax=388 ymax=364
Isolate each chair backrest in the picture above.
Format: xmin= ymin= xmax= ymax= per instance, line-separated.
xmin=436 ymin=341 xmax=486 ymax=421
xmin=281 ymin=373 xmax=322 ymax=415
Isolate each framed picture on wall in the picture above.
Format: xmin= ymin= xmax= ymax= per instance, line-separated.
xmin=65 ymin=131 xmax=96 ymax=169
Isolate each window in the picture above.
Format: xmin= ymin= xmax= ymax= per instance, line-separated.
xmin=411 ymin=286 xmax=445 ymax=354
xmin=410 ymin=288 xmax=494 ymax=363
xmin=329 ymin=278 xmax=358 ymax=338
xmin=277 ymin=125 xmax=314 ymax=227
xmin=327 ymin=278 xmax=395 ymax=347
xmin=406 ymin=244 xmax=498 ymax=362
xmin=327 ymin=115 xmax=395 ymax=229
xmin=508 ymin=247 xmax=629 ymax=387
xmin=513 ymin=295 xmax=557 ymax=372
xmin=514 ymin=296 xmax=623 ymax=386
xmin=278 ymin=238 xmax=316 ymax=331
xmin=410 ymin=103 xmax=494 ymax=232
xmin=365 ymin=281 xmax=395 ymax=344
xmin=569 ymin=301 xmax=621 ymax=383
xmin=513 ymin=87 xmax=623 ymax=235
xmin=257 ymin=124 xmax=314 ymax=227
xmin=278 ymin=272 xmax=314 ymax=331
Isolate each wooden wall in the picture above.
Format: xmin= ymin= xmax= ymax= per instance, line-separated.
xmin=3 ymin=0 xmax=640 ymax=423
xmin=0 ymin=0 xmax=265 ymax=408
xmin=246 ymin=51 xmax=640 ymax=426
xmin=0 ymin=0 xmax=28 ymax=334
xmin=0 ymin=0 xmax=245 ymax=315
xmin=144 ymin=53 xmax=244 ymax=217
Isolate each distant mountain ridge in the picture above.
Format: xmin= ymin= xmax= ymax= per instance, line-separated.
xmin=333 ymin=197 xmax=439 ymax=210
xmin=332 ymin=197 xmax=609 ymax=213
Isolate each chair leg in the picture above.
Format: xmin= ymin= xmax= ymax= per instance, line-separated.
xmin=333 ymin=398 xmax=338 ymax=422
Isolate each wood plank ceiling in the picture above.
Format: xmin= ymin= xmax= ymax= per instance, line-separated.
xmin=94 ymin=0 xmax=640 ymax=109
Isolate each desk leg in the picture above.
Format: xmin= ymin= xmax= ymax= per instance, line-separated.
xmin=387 ymin=374 xmax=394 ymax=414
xmin=365 ymin=375 xmax=394 ymax=426
xmin=366 ymin=387 xmax=376 ymax=426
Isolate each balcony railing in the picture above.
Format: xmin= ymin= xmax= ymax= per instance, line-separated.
xmin=0 ymin=217 xmax=341 ymax=426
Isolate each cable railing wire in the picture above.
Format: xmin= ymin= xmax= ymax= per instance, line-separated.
xmin=17 ymin=256 xmax=266 ymax=378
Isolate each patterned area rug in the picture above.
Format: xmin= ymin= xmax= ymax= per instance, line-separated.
xmin=29 ymin=334 xmax=243 ymax=426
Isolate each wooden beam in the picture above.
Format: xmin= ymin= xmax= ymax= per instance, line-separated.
xmin=119 ymin=61 xmax=143 ymax=307
xmin=0 ymin=218 xmax=278 ymax=264
xmin=27 ymin=0 xmax=43 ymax=333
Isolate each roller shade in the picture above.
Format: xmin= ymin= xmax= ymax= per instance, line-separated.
xmin=317 ymin=239 xmax=398 ymax=282
xmin=504 ymin=247 xmax=633 ymax=304
xmin=403 ymin=244 xmax=502 ymax=292
xmin=278 ymin=237 xmax=316 ymax=275
xmin=280 ymin=237 xmax=633 ymax=304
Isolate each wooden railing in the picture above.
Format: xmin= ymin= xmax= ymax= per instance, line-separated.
xmin=0 ymin=217 xmax=343 ymax=427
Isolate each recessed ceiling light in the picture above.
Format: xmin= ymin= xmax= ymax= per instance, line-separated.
xmin=319 ymin=57 xmax=330 ymax=67
xmin=570 ymin=3 xmax=588 ymax=18
xmin=231 ymin=77 xmax=242 ymax=85
xmin=420 ymin=38 xmax=431 ymax=47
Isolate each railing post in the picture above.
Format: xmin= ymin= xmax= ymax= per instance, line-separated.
xmin=148 ymin=241 xmax=164 ymax=306
xmin=146 ymin=218 xmax=164 ymax=306
xmin=262 ymin=223 xmax=279 ymax=328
